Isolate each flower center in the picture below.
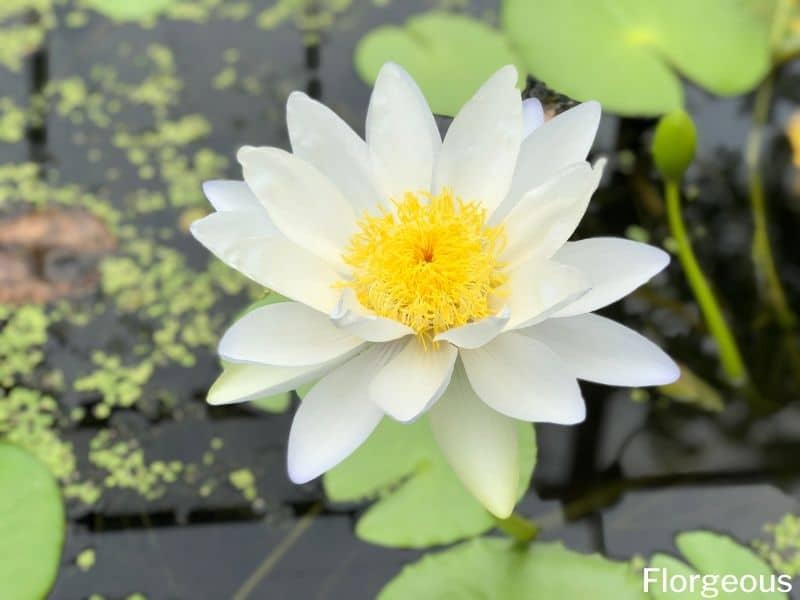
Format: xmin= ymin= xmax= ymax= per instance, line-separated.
xmin=342 ymin=190 xmax=507 ymax=340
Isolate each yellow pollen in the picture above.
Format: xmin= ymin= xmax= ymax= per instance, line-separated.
xmin=342 ymin=189 xmax=507 ymax=342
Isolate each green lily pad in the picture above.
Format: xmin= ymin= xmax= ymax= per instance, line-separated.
xmin=85 ymin=0 xmax=174 ymax=21
xmin=379 ymin=538 xmax=647 ymax=599
xmin=502 ymin=0 xmax=773 ymax=116
xmin=250 ymin=391 xmax=291 ymax=413
xmin=355 ymin=12 xmax=526 ymax=116
xmin=649 ymin=530 xmax=789 ymax=599
xmin=0 ymin=443 xmax=65 ymax=600
xmin=324 ymin=417 xmax=536 ymax=548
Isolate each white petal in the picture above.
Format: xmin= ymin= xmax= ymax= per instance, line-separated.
xmin=238 ymin=146 xmax=356 ymax=268
xmin=369 ymin=338 xmax=457 ymax=422
xmin=190 ymin=207 xmax=275 ymax=243
xmin=202 ymin=180 xmax=261 ymax=211
xmin=521 ymin=98 xmax=544 ymax=139
xmin=433 ymin=65 xmax=522 ymax=214
xmin=498 ymin=101 xmax=601 ymax=219
xmin=461 ymin=332 xmax=585 ymax=424
xmin=525 ymin=313 xmax=679 ymax=386
xmin=190 ymin=211 xmax=340 ymax=313
xmin=367 ymin=63 xmax=440 ymax=200
xmin=501 ymin=159 xmax=605 ymax=267
xmin=434 ymin=307 xmax=510 ymax=349
xmin=550 ymin=237 xmax=670 ymax=317
xmin=505 ymin=258 xmax=590 ymax=331
xmin=208 ymin=361 xmax=337 ymax=406
xmin=331 ymin=289 xmax=414 ymax=342
xmin=429 ymin=362 xmax=519 ymax=518
xmin=219 ymin=302 xmax=365 ymax=366
xmin=287 ymin=92 xmax=381 ymax=214
xmin=287 ymin=347 xmax=386 ymax=483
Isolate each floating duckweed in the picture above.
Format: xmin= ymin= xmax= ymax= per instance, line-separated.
xmin=0 ymin=0 xmax=55 ymax=70
xmin=753 ymin=514 xmax=800 ymax=576
xmin=114 ymin=115 xmax=210 ymax=152
xmin=65 ymin=10 xmax=88 ymax=28
xmin=74 ymin=352 xmax=154 ymax=416
xmin=0 ymin=304 xmax=48 ymax=387
xmin=89 ymin=431 xmax=182 ymax=500
xmin=100 ymin=238 xmax=257 ymax=367
xmin=76 ymin=548 xmax=96 ymax=572
xmin=199 ymin=480 xmax=216 ymax=497
xmin=242 ymin=75 xmax=263 ymax=96
xmin=156 ymin=0 xmax=252 ymax=23
xmin=229 ymin=468 xmax=258 ymax=502
xmin=213 ymin=66 xmax=237 ymax=90
xmin=0 ymin=162 xmax=121 ymax=227
xmin=0 ymin=389 xmax=73 ymax=480
xmin=0 ymin=97 xmax=27 ymax=142
xmin=257 ymin=0 xmax=351 ymax=37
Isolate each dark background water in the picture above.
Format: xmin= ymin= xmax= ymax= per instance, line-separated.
xmin=1 ymin=0 xmax=799 ymax=598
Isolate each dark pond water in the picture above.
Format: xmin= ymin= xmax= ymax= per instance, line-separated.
xmin=1 ymin=1 xmax=799 ymax=598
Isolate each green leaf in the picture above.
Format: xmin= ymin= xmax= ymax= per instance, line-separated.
xmin=85 ymin=0 xmax=173 ymax=21
xmin=502 ymin=0 xmax=772 ymax=116
xmin=324 ymin=417 xmax=536 ymax=548
xmin=649 ymin=531 xmax=789 ymax=599
xmin=648 ymin=554 xmax=705 ymax=599
xmin=379 ymin=538 xmax=647 ymax=599
xmin=250 ymin=392 xmax=291 ymax=413
xmin=0 ymin=443 xmax=65 ymax=600
xmin=355 ymin=12 xmax=526 ymax=116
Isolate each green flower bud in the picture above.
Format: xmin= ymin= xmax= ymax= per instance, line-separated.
xmin=651 ymin=109 xmax=697 ymax=182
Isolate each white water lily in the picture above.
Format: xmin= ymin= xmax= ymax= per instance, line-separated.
xmin=191 ymin=64 xmax=678 ymax=518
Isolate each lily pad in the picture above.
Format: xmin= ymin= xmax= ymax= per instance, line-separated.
xmin=85 ymin=0 xmax=174 ymax=21
xmin=250 ymin=391 xmax=291 ymax=413
xmin=502 ymin=0 xmax=773 ymax=116
xmin=0 ymin=443 xmax=65 ymax=600
xmin=324 ymin=417 xmax=536 ymax=548
xmin=355 ymin=12 xmax=526 ymax=116
xmin=379 ymin=538 xmax=647 ymax=599
xmin=650 ymin=530 xmax=788 ymax=599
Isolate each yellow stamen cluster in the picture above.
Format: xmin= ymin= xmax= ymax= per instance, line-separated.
xmin=342 ymin=190 xmax=507 ymax=341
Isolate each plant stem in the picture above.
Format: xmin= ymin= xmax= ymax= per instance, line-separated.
xmin=664 ymin=180 xmax=748 ymax=385
xmin=746 ymin=74 xmax=797 ymax=329
xmin=494 ymin=512 xmax=539 ymax=546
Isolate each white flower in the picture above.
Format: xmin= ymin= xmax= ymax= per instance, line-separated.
xmin=191 ymin=64 xmax=678 ymax=518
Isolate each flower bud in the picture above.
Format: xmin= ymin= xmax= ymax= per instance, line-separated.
xmin=651 ymin=109 xmax=697 ymax=181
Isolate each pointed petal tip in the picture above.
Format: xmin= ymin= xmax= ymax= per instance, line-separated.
xmin=499 ymin=64 xmax=519 ymax=82
xmin=206 ymin=375 xmax=241 ymax=406
xmin=378 ymin=61 xmax=405 ymax=78
xmin=486 ymin=499 xmax=515 ymax=520
xmin=286 ymin=89 xmax=312 ymax=112
xmin=236 ymin=145 xmax=258 ymax=164
xmin=657 ymin=357 xmax=682 ymax=386
xmin=286 ymin=459 xmax=318 ymax=485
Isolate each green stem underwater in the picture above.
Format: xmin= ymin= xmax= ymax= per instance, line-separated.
xmin=494 ymin=512 xmax=539 ymax=546
xmin=664 ymin=180 xmax=748 ymax=386
xmin=746 ymin=74 xmax=797 ymax=329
